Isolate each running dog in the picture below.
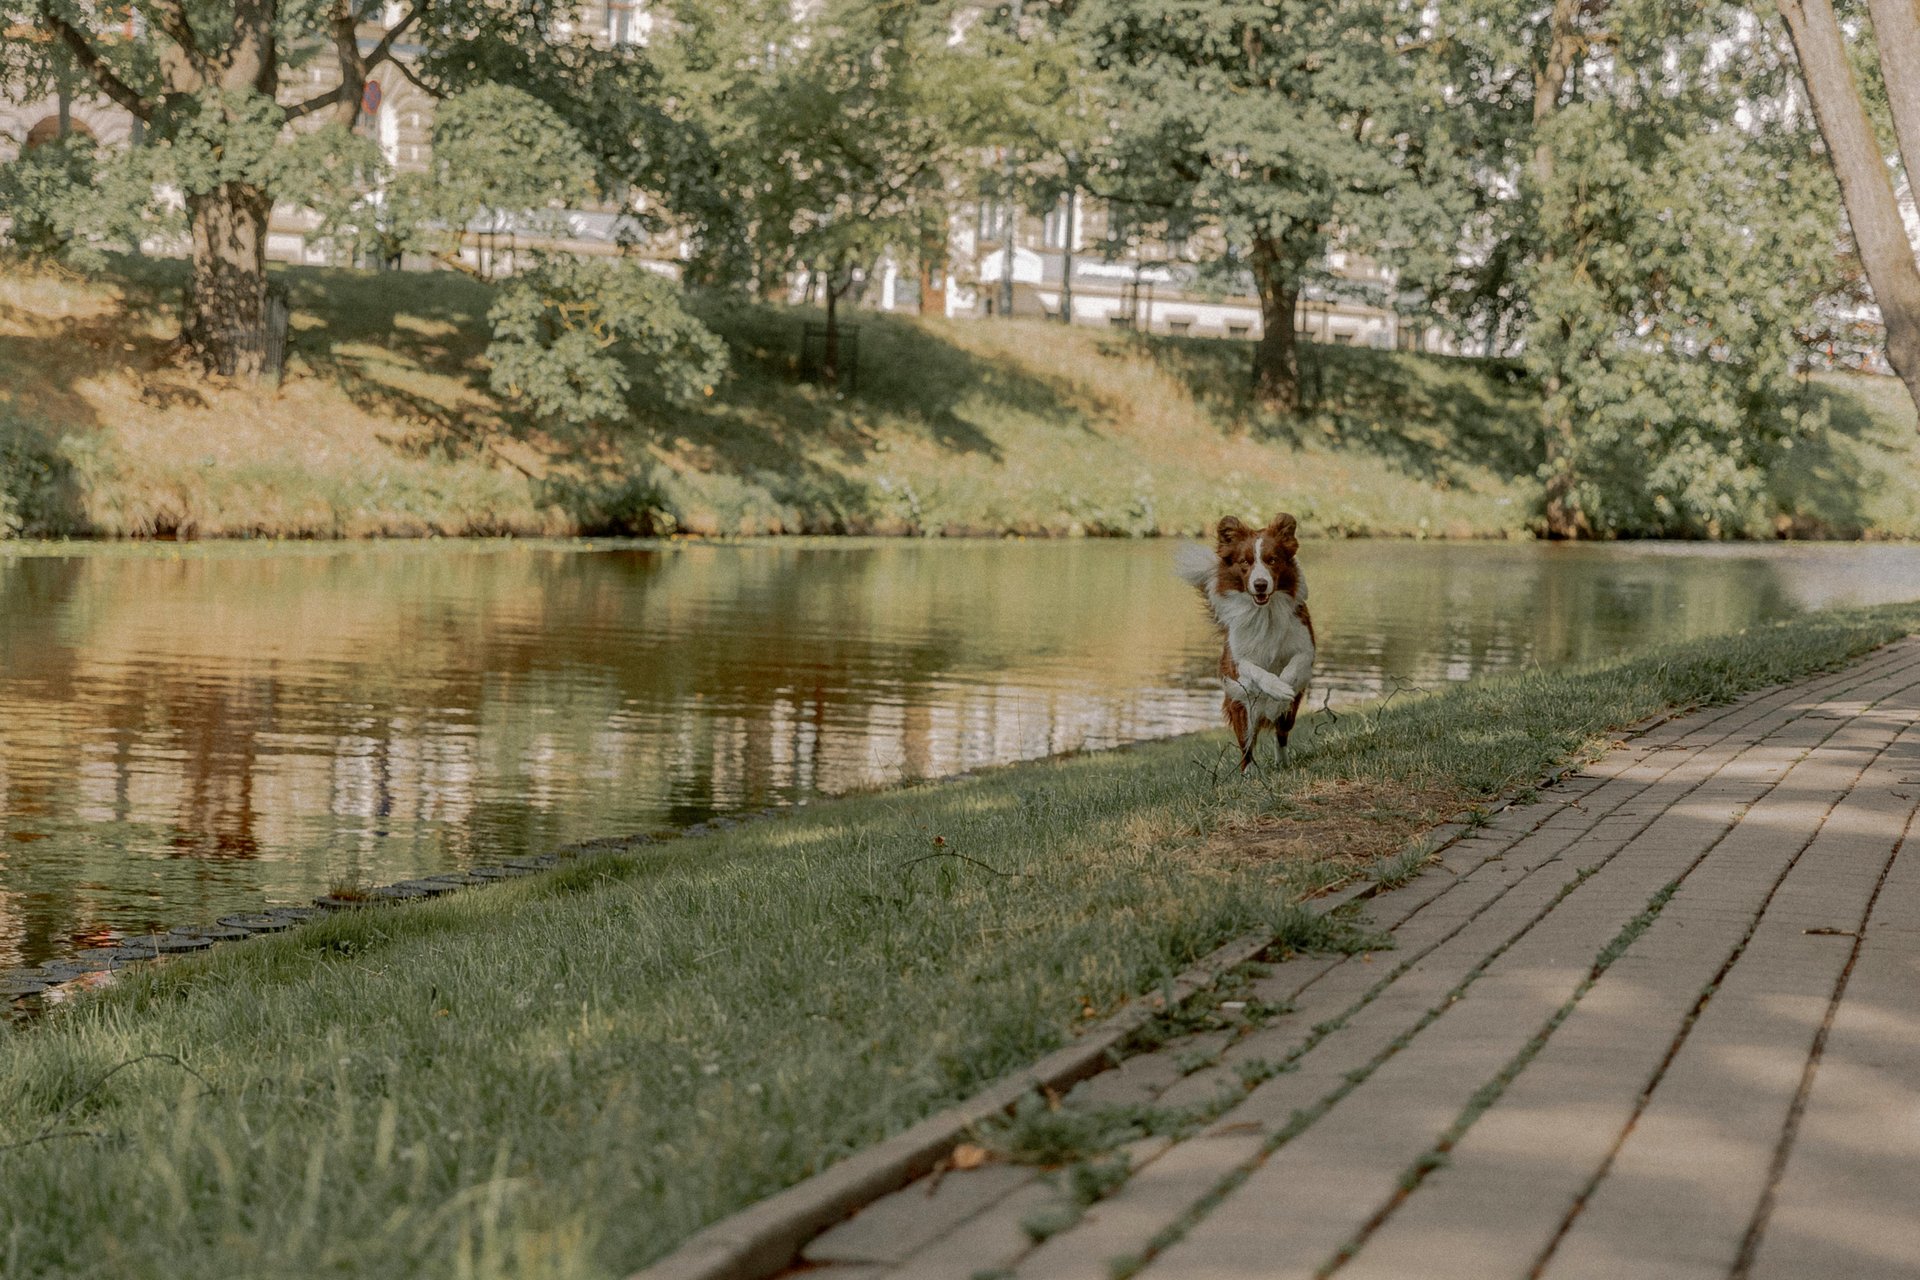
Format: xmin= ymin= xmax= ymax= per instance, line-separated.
xmin=1175 ymin=513 xmax=1316 ymax=770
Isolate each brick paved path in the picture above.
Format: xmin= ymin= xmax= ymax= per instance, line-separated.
xmin=794 ymin=639 xmax=1920 ymax=1280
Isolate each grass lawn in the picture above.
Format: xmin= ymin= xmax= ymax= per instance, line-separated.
xmin=5 ymin=603 xmax=1918 ymax=1279
xmin=5 ymin=256 xmax=1912 ymax=541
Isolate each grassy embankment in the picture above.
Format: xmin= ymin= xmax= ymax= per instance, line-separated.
xmin=5 ymin=602 xmax=1919 ymax=1278
xmin=4 ymin=258 xmax=1915 ymax=540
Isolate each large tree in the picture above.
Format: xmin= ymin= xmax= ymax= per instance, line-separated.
xmin=1414 ymin=0 xmax=1844 ymax=537
xmin=1075 ymin=0 xmax=1466 ymax=414
xmin=672 ymin=0 xmax=1006 ymax=383
xmin=2 ymin=0 xmax=695 ymax=378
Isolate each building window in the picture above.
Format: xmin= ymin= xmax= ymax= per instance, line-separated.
xmin=1042 ymin=200 xmax=1073 ymax=249
xmin=1227 ymin=322 xmax=1250 ymax=339
xmin=607 ymin=0 xmax=649 ymax=44
xmin=1167 ymin=317 xmax=1193 ymax=336
xmin=977 ymin=201 xmax=1011 ymax=243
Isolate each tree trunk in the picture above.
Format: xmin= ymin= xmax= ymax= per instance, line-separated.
xmin=823 ymin=265 xmax=842 ymax=387
xmin=1060 ymin=185 xmax=1076 ymax=325
xmin=1539 ymin=441 xmax=1592 ymax=539
xmin=183 ymin=183 xmax=274 ymax=378
xmin=1867 ymin=0 xmax=1920 ymax=205
xmin=1781 ymin=0 xmax=1920 ymax=417
xmin=917 ymin=226 xmax=944 ymax=316
xmin=1534 ymin=0 xmax=1597 ymax=538
xmin=1250 ymin=237 xmax=1302 ymax=415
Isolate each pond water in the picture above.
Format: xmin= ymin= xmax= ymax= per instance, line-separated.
xmin=3 ymin=537 xmax=1919 ymax=969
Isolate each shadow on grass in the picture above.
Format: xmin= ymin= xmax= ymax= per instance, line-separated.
xmin=269 ymin=271 xmax=1102 ymax=530
xmin=695 ymin=299 xmax=1115 ymax=462
xmin=1144 ymin=333 xmax=1540 ymax=486
xmin=0 ymin=263 xmax=184 ymax=535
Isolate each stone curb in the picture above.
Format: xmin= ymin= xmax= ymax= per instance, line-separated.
xmin=624 ymin=874 xmax=1385 ymax=1280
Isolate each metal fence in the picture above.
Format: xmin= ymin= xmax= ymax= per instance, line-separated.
xmin=263 ymin=287 xmax=289 ymax=384
xmin=799 ymin=322 xmax=860 ymax=392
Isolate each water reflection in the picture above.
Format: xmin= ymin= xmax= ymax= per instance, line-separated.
xmin=1 ymin=538 xmax=1917 ymax=967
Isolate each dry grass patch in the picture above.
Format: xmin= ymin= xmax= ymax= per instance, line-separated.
xmin=1210 ymin=778 xmax=1462 ymax=871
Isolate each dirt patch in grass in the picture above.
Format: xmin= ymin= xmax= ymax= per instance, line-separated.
xmin=1209 ymin=779 xmax=1463 ymax=870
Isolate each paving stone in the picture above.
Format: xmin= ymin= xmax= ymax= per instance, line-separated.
xmin=1069 ymin=1049 xmax=1191 ymax=1109
xmin=1537 ymin=707 xmax=1920 ymax=1279
xmin=804 ymin=1163 xmax=1038 ymax=1265
xmin=1009 ymin=1133 xmax=1267 ymax=1280
xmin=1747 ymin=860 xmax=1920 ymax=1279
xmin=880 ymin=1178 xmax=1061 ymax=1280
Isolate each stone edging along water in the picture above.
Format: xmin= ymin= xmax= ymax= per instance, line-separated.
xmin=0 ymin=860 xmax=554 ymax=1003
xmin=0 ymin=809 xmax=785 ymax=1008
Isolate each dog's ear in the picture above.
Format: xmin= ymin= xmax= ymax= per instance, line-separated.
xmin=1269 ymin=513 xmax=1299 ymax=556
xmin=1215 ymin=515 xmax=1248 ymax=547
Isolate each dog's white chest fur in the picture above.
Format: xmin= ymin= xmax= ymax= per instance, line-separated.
xmin=1213 ymin=588 xmax=1311 ymax=674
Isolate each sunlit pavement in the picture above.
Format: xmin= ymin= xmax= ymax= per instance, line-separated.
xmin=789 ymin=639 xmax=1920 ymax=1280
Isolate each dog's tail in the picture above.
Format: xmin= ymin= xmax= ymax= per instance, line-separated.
xmin=1173 ymin=543 xmax=1215 ymax=591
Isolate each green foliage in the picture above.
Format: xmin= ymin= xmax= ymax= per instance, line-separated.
xmin=362 ymin=84 xmax=601 ymax=275
xmin=677 ymin=0 xmax=1008 ymax=295
xmin=425 ymin=85 xmax=593 ymax=229
xmin=1075 ymin=0 xmax=1469 ymax=302
xmin=0 ymin=420 xmax=76 ymax=538
xmin=0 ymin=137 xmax=156 ymax=268
xmin=267 ymin=125 xmax=388 ymax=261
xmin=485 ymin=254 xmax=728 ymax=425
xmin=150 ymin=86 xmax=285 ymax=196
xmin=1528 ymin=122 xmax=1832 ymax=535
xmin=1521 ymin=2 xmax=1844 ymax=537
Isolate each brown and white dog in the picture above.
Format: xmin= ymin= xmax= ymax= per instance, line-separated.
xmin=1175 ymin=513 xmax=1316 ymax=770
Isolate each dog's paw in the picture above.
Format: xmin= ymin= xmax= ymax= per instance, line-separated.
xmin=1247 ymin=669 xmax=1297 ymax=705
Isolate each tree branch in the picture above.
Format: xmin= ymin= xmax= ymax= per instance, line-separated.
xmin=36 ymin=4 xmax=154 ymax=120
xmin=148 ymin=0 xmax=203 ymax=68
xmin=386 ymin=50 xmax=434 ymax=97
xmin=1866 ymin=0 xmax=1920 ymax=196
xmin=284 ymin=4 xmax=422 ymax=123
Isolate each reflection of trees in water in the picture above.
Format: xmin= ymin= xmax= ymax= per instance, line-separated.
xmin=1307 ymin=545 xmax=1801 ymax=695
xmin=0 ymin=540 xmax=1870 ymax=964
xmin=0 ymin=544 xmax=1225 ymax=960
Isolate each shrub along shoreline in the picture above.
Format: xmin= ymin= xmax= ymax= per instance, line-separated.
xmin=4 ymin=603 xmax=1920 ymax=1279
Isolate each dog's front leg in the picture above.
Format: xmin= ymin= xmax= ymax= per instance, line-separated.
xmin=1234 ymin=662 xmax=1295 ymax=726
xmin=1221 ymin=682 xmax=1256 ymax=770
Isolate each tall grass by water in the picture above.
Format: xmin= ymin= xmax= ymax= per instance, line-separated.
xmin=5 ymin=603 xmax=1918 ymax=1278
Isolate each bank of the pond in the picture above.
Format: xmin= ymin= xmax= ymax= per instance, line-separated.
xmin=4 ymin=603 xmax=1920 ymax=1279
xmin=6 ymin=261 xmax=1919 ymax=542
